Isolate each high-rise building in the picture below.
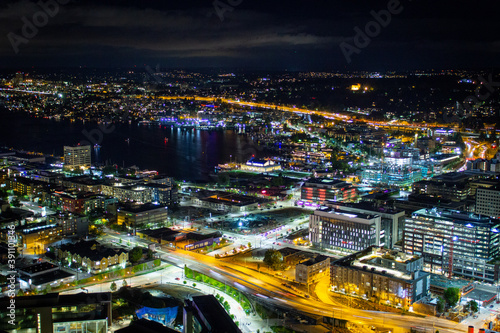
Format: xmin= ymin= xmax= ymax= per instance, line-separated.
xmin=64 ymin=145 xmax=91 ymax=170
xmin=403 ymin=207 xmax=500 ymax=283
xmin=476 ymin=186 xmax=500 ymax=218
xmin=309 ymin=207 xmax=381 ymax=254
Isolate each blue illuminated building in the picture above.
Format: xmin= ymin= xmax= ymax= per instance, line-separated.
xmin=403 ymin=208 xmax=500 ymax=283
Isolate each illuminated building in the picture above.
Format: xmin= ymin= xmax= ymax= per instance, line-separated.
xmin=309 ymin=207 xmax=382 ymax=254
xmin=412 ymin=179 xmax=469 ymax=202
xmin=63 ymin=145 xmax=91 ymax=170
xmin=331 ymin=247 xmax=430 ymax=307
xmin=56 ymin=240 xmax=129 ymax=274
xmin=240 ymin=157 xmax=281 ymax=172
xmin=192 ymin=192 xmax=261 ymax=213
xmin=383 ymin=147 xmax=421 ymax=167
xmin=403 ymin=208 xmax=500 ymax=283
xmin=6 ymin=176 xmax=47 ymax=197
xmin=18 ymin=261 xmax=75 ymax=291
xmin=359 ymin=165 xmax=423 ymax=187
xmin=300 ymin=178 xmax=356 ymax=204
xmin=295 ymin=255 xmax=330 ymax=284
xmin=0 ymin=292 xmax=111 ymax=333
xmin=117 ymin=203 xmax=168 ymax=233
xmin=326 ymin=202 xmax=405 ymax=249
xmin=476 ymin=185 xmax=500 ymax=218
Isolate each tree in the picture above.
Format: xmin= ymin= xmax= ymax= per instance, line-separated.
xmin=44 ymin=285 xmax=52 ymax=295
xmin=110 ymin=282 xmax=117 ymax=292
xmin=436 ymin=297 xmax=445 ymax=313
xmin=217 ymin=173 xmax=230 ymax=186
xmin=443 ymin=287 xmax=460 ymax=308
xmin=468 ymin=300 xmax=478 ymax=313
xmin=129 ymin=247 xmax=143 ymax=263
xmin=11 ymin=197 xmax=21 ymax=208
xmin=263 ymin=249 xmax=283 ymax=270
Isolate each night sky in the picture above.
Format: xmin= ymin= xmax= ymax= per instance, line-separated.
xmin=1 ymin=0 xmax=498 ymax=71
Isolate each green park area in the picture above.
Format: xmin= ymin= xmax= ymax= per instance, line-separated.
xmin=184 ymin=266 xmax=252 ymax=315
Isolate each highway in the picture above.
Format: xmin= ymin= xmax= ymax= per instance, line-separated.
xmin=101 ymin=232 xmax=468 ymax=333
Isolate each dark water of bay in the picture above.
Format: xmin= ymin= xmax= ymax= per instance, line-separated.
xmin=0 ymin=109 xmax=263 ymax=182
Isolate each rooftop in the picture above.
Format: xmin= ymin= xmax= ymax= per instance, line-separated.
xmin=19 ymin=262 xmax=58 ymax=275
xmin=316 ymin=207 xmax=378 ymax=220
xmin=303 ymin=178 xmax=348 ymax=187
xmin=118 ymin=203 xmax=168 ymax=213
xmin=412 ymin=207 xmax=500 ymax=227
xmin=115 ymin=319 xmax=179 ymax=333
xmin=327 ymin=201 xmax=403 ymax=216
xmin=430 ymin=274 xmax=471 ymax=290
xmin=58 ymin=240 xmax=128 ymax=261
xmin=0 ymin=292 xmax=111 ymax=308
xmin=299 ymin=255 xmax=330 ymax=266
xmin=332 ymin=247 xmax=425 ymax=282
xmin=20 ymin=269 xmax=75 ymax=286
xmin=190 ymin=295 xmax=241 ymax=333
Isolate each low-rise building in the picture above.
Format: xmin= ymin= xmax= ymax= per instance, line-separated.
xmin=295 ymin=255 xmax=330 ymax=284
xmin=117 ymin=203 xmax=168 ymax=233
xmin=6 ymin=176 xmax=47 ymax=197
xmin=240 ymin=158 xmax=281 ymax=173
xmin=331 ymin=247 xmax=430 ymax=307
xmin=48 ymin=212 xmax=89 ymax=237
xmin=18 ymin=261 xmax=75 ymax=291
xmin=137 ymin=227 xmax=183 ymax=248
xmin=412 ymin=179 xmax=469 ymax=202
xmin=0 ymin=292 xmax=111 ymax=333
xmin=300 ymin=178 xmax=356 ymax=204
xmin=56 ymin=240 xmax=129 ymax=274
xmin=192 ymin=191 xmax=261 ymax=213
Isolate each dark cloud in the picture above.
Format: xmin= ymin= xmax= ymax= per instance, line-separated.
xmin=0 ymin=0 xmax=498 ymax=70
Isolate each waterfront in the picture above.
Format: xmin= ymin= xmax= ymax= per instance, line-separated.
xmin=0 ymin=109 xmax=263 ymax=181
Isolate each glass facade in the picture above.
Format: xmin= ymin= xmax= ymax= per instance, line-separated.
xmin=403 ymin=208 xmax=500 ymax=282
xmin=310 ymin=209 xmax=380 ymax=253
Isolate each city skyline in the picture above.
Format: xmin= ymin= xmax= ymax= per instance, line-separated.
xmin=1 ymin=1 xmax=500 ymax=333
